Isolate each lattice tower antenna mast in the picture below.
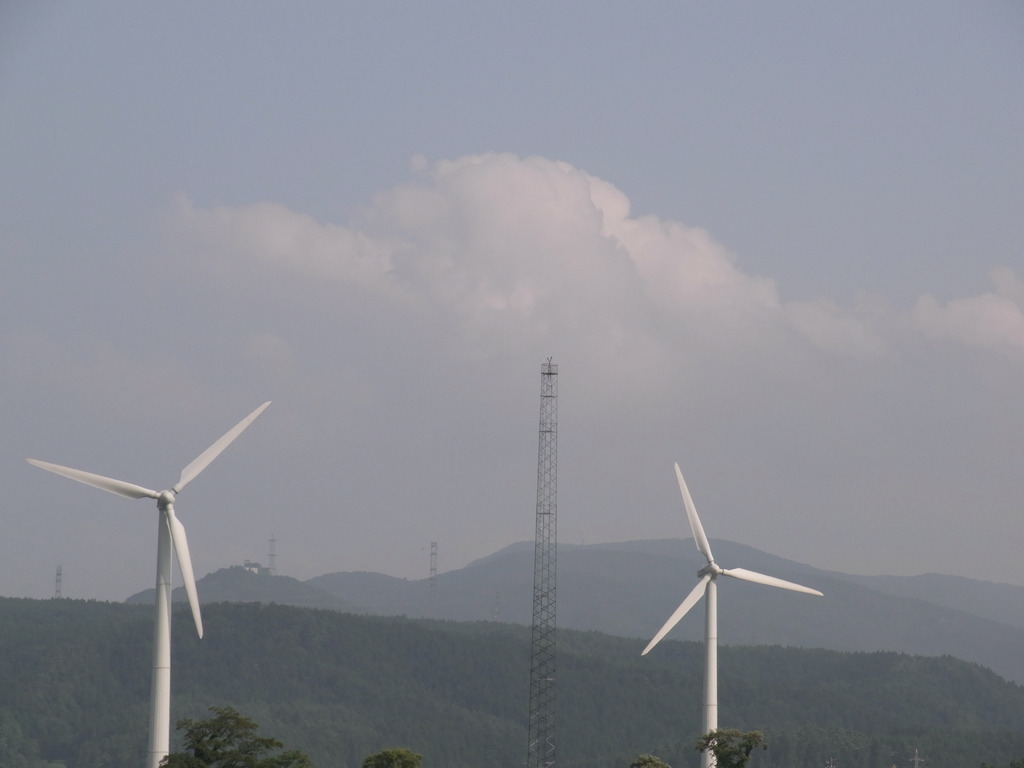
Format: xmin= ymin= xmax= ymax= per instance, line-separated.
xmin=430 ymin=541 xmax=438 ymax=590
xmin=527 ymin=359 xmax=558 ymax=768
xmin=267 ymin=535 xmax=277 ymax=576
xmin=427 ymin=541 xmax=438 ymax=617
xmin=54 ymin=564 xmax=63 ymax=599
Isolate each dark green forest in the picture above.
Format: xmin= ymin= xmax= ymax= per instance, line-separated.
xmin=3 ymin=597 xmax=1024 ymax=768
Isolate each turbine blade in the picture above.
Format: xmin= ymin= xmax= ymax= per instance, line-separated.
xmin=721 ymin=567 xmax=823 ymax=596
xmin=173 ymin=401 xmax=271 ymax=493
xmin=675 ymin=463 xmax=714 ymax=563
xmin=642 ymin=574 xmax=711 ymax=656
xmin=26 ymin=459 xmax=159 ymax=500
xmin=165 ymin=508 xmax=204 ymax=638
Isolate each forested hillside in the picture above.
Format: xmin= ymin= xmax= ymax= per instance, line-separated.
xmin=3 ymin=597 xmax=1024 ymax=768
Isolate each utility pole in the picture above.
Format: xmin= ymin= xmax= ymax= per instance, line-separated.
xmin=527 ymin=359 xmax=558 ymax=768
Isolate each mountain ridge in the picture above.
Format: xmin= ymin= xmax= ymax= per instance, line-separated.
xmin=128 ymin=538 xmax=1024 ymax=684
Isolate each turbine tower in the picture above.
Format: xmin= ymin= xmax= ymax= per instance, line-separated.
xmin=27 ymin=402 xmax=270 ymax=768
xmin=528 ymin=359 xmax=558 ymax=768
xmin=642 ymin=463 xmax=822 ymax=768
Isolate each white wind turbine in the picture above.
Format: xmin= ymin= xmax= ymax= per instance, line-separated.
xmin=642 ymin=463 xmax=822 ymax=768
xmin=27 ymin=401 xmax=271 ymax=768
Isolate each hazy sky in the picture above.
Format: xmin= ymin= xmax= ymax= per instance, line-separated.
xmin=2 ymin=2 xmax=1023 ymax=602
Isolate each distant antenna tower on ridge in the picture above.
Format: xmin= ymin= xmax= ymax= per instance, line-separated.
xmin=54 ymin=564 xmax=62 ymax=599
xmin=267 ymin=535 xmax=276 ymax=576
xmin=429 ymin=541 xmax=438 ymax=590
xmin=527 ymin=358 xmax=558 ymax=768
xmin=428 ymin=541 xmax=438 ymax=617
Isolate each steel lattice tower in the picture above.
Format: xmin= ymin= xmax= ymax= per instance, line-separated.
xmin=427 ymin=541 xmax=438 ymax=617
xmin=430 ymin=541 xmax=438 ymax=590
xmin=528 ymin=359 xmax=558 ymax=768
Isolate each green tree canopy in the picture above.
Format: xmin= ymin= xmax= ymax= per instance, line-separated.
xmin=630 ymin=754 xmax=671 ymax=768
xmin=694 ymin=729 xmax=765 ymax=768
xmin=161 ymin=706 xmax=313 ymax=768
xmin=362 ymin=748 xmax=423 ymax=768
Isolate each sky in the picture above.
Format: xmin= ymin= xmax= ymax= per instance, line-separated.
xmin=2 ymin=2 xmax=1023 ymax=602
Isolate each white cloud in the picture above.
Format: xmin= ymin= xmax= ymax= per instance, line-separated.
xmin=163 ymin=153 xmax=1024 ymax=406
xmin=783 ymin=298 xmax=887 ymax=358
xmin=169 ymin=194 xmax=396 ymax=294
xmin=911 ymin=269 xmax=1024 ymax=352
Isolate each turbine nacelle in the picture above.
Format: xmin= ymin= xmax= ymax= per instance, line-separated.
xmin=697 ymin=562 xmax=722 ymax=579
xmin=157 ymin=490 xmax=176 ymax=510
